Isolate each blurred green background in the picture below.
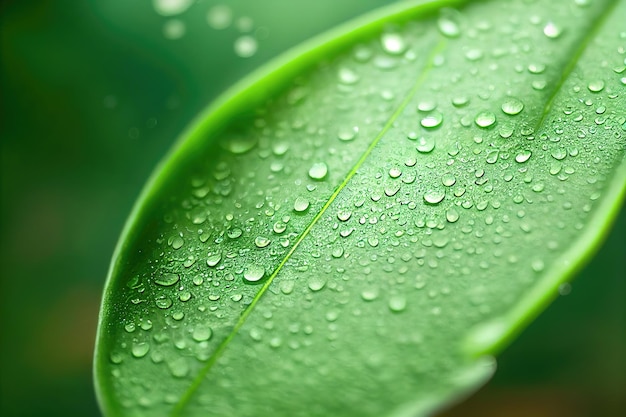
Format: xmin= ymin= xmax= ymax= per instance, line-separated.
xmin=0 ymin=1 xmax=623 ymax=416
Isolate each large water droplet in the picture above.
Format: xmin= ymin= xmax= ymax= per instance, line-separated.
xmin=475 ymin=111 xmax=496 ymax=128
xmin=420 ymin=111 xmax=443 ymax=128
xmin=307 ymin=276 xmax=326 ymax=292
xmin=587 ymin=80 xmax=605 ymax=92
xmin=515 ymin=150 xmax=532 ymax=163
xmin=192 ymin=326 xmax=213 ymax=342
xmin=424 ymin=189 xmax=445 ymax=204
xmin=131 ymin=342 xmax=150 ymax=358
xmin=254 ymin=236 xmax=271 ymax=248
xmin=207 ymin=253 xmax=222 ymax=267
xmin=244 ymin=264 xmax=265 ymax=282
xmin=308 ymin=162 xmax=328 ymax=180
xmin=294 ymin=197 xmax=310 ymax=212
xmin=501 ymin=98 xmax=524 ymax=115
xmin=155 ymin=273 xmax=180 ymax=287
xmin=223 ymin=135 xmax=257 ymax=154
xmin=388 ymin=295 xmax=407 ymax=312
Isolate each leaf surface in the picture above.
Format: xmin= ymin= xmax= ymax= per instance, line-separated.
xmin=95 ymin=0 xmax=626 ymax=416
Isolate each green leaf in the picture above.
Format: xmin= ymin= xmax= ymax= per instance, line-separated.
xmin=94 ymin=0 xmax=626 ymax=415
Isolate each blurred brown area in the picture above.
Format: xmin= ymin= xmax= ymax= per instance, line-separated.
xmin=1 ymin=1 xmax=624 ymax=417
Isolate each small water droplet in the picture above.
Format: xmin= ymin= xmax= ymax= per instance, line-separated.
xmin=338 ymin=126 xmax=358 ymax=141
xmin=543 ymin=21 xmax=562 ymax=38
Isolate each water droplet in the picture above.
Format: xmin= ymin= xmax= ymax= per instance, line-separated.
xmin=131 ymin=342 xmax=150 ymax=358
xmin=416 ymin=136 xmax=435 ymax=153
xmin=254 ymin=236 xmax=271 ymax=248
xmin=155 ymin=297 xmax=173 ymax=309
xmin=223 ymin=136 xmax=257 ymax=154
xmin=207 ymin=253 xmax=222 ymax=267
xmin=389 ymin=167 xmax=402 ymax=178
xmin=441 ymin=173 xmax=456 ymax=187
xmin=417 ymin=100 xmax=437 ymax=112
xmin=388 ymin=295 xmax=407 ymax=312
xmin=501 ymin=98 xmax=524 ymax=115
xmin=338 ymin=126 xmax=358 ymax=141
xmin=528 ymin=63 xmax=546 ymax=74
xmin=155 ymin=273 xmax=180 ymax=287
xmin=515 ymin=150 xmax=532 ymax=163
xmin=420 ymin=111 xmax=443 ymax=128
xmin=475 ymin=111 xmax=496 ymax=128
xmin=227 ymin=228 xmax=243 ymax=239
xmin=361 ymin=288 xmax=379 ymax=301
xmin=381 ymin=32 xmax=407 ymax=55
xmin=543 ymin=21 xmax=562 ymax=38
xmin=168 ymin=357 xmax=189 ymax=378
xmin=338 ymin=67 xmax=359 ymax=85
xmin=124 ymin=323 xmax=136 ymax=333
xmin=307 ymin=276 xmax=326 ymax=292
xmin=206 ymin=5 xmax=233 ymax=30
xmin=294 ymin=197 xmax=310 ymax=212
xmin=424 ymin=189 xmax=445 ymax=204
xmin=446 ymin=207 xmax=460 ymax=223
xmin=273 ymin=222 xmax=287 ymax=234
xmin=234 ymin=35 xmax=258 ymax=58
xmin=587 ymin=80 xmax=605 ymax=92
xmin=437 ymin=11 xmax=460 ymax=38
xmin=531 ymin=259 xmax=545 ymax=272
xmin=244 ymin=264 xmax=265 ymax=282
xmin=308 ymin=162 xmax=328 ymax=180
xmin=192 ymin=326 xmax=212 ymax=342
xmin=452 ymin=96 xmax=469 ymax=107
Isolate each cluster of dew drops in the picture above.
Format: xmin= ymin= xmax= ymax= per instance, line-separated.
xmin=109 ymin=0 xmax=626 ymax=386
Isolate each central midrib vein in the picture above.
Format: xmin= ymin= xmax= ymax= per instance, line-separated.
xmin=171 ymin=39 xmax=447 ymax=415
